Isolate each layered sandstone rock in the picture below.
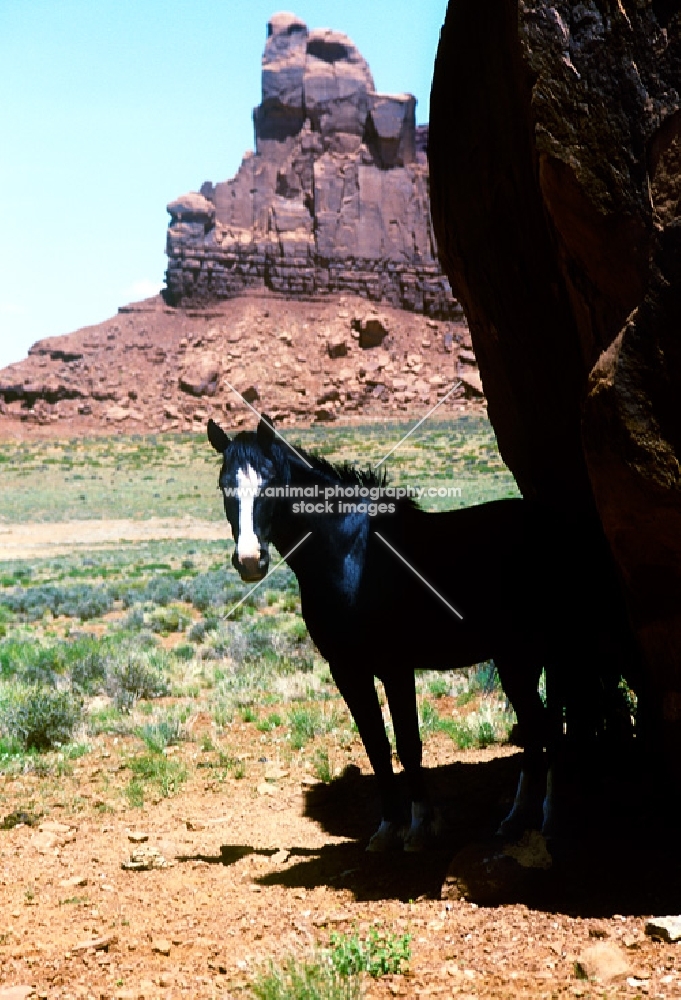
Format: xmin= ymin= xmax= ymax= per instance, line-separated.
xmin=430 ymin=2 xmax=681 ymax=759
xmin=165 ymin=13 xmax=455 ymax=318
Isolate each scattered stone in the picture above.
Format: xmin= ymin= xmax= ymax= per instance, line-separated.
xmin=59 ymin=875 xmax=88 ymax=888
xmin=503 ymin=830 xmax=552 ymax=870
xmin=458 ymin=348 xmax=477 ymax=365
xmin=270 ymin=849 xmax=290 ymax=865
xmin=0 ymin=988 xmax=35 ymax=1000
xmin=645 ymin=916 xmax=681 ymax=943
xmin=126 ymin=830 xmax=149 ymax=843
xmin=106 ymin=404 xmax=133 ymax=422
xmin=71 ymin=933 xmax=118 ymax=954
xmin=241 ymin=385 xmax=259 ymax=404
xmin=327 ymin=335 xmax=348 ymax=358
xmin=264 ymin=764 xmax=289 ymax=781
xmin=314 ymin=407 xmax=337 ymax=422
xmin=575 ymin=942 xmax=631 ymax=983
xmin=441 ymin=840 xmax=545 ymax=905
xmin=39 ymin=820 xmax=74 ymax=834
xmin=179 ymin=353 xmax=221 ymax=396
xmin=185 ymin=818 xmax=206 ymax=831
xmin=354 ymin=313 xmax=389 ymax=349
xmin=152 ymin=938 xmax=172 ymax=956
xmin=257 ymin=782 xmax=278 ymax=796
xmin=459 ymin=371 xmax=484 ymax=397
xmin=31 ymin=822 xmax=76 ymax=853
xmin=121 ymin=846 xmax=171 ymax=870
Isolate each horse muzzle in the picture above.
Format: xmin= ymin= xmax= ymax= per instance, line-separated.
xmin=232 ymin=549 xmax=269 ymax=582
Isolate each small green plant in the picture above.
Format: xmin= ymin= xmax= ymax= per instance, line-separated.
xmin=311 ymin=747 xmax=333 ymax=783
xmin=218 ymin=751 xmax=246 ymax=779
xmin=257 ymin=712 xmax=283 ymax=733
xmin=428 ymin=676 xmax=450 ymax=699
xmin=136 ymin=713 xmax=186 ymax=753
xmin=328 ymin=928 xmax=411 ymax=978
xmin=125 ymin=779 xmax=145 ymax=809
xmin=288 ymin=706 xmax=340 ymax=750
xmin=456 ymin=688 xmax=476 ymax=708
xmin=125 ymin=739 xmax=187 ymax=802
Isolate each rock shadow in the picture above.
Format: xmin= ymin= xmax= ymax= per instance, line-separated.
xmin=250 ymin=754 xmax=681 ymax=916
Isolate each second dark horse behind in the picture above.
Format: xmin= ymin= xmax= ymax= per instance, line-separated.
xmin=208 ymin=416 xmax=630 ymax=851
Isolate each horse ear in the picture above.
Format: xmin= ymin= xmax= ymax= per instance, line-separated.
xmin=257 ymin=414 xmax=276 ymax=449
xmin=207 ymin=419 xmax=231 ymax=454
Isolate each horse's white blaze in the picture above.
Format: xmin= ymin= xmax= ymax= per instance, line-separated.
xmin=235 ymin=465 xmax=262 ymax=562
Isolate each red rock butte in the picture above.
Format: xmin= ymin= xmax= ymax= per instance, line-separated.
xmin=165 ymin=12 xmax=456 ymax=318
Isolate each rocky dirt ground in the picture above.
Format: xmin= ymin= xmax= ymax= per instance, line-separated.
xmin=0 ymin=292 xmax=481 ymax=441
xmin=1 ymin=321 xmax=680 ymax=999
xmin=1 ymin=720 xmax=681 ymax=1000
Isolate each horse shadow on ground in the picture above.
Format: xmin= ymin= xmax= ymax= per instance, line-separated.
xmin=191 ymin=754 xmax=681 ymax=917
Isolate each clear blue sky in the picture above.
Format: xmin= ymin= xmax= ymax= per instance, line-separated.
xmin=0 ymin=0 xmax=448 ymax=369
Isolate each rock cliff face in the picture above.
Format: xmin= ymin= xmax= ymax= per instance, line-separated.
xmin=165 ymin=13 xmax=455 ymax=318
xmin=429 ymin=2 xmax=681 ymax=760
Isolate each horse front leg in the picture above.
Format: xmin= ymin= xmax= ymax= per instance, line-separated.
xmin=330 ymin=663 xmax=404 ymax=851
xmin=382 ymin=668 xmax=440 ymax=852
xmin=494 ymin=655 xmax=548 ymax=839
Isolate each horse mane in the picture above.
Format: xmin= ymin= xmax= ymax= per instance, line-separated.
xmin=296 ymin=448 xmax=388 ymax=490
xmin=229 ymin=431 xmax=388 ymax=489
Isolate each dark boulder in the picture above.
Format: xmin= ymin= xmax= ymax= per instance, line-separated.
xmin=429 ymin=2 xmax=681 ymax=760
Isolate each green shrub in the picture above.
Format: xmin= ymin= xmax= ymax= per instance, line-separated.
xmin=69 ymin=639 xmax=109 ymax=694
xmin=427 ymin=676 xmax=451 ymax=699
xmin=105 ymin=650 xmax=170 ymax=712
xmin=127 ymin=749 xmax=187 ymax=800
xmin=136 ymin=714 xmax=186 ymax=752
xmin=0 ymin=685 xmax=82 ymax=750
xmin=288 ymin=706 xmax=340 ymax=750
xmin=2 ymin=583 xmax=114 ymax=621
xmin=149 ymin=604 xmax=191 ymax=635
xmin=251 ymin=956 xmax=360 ymax=1000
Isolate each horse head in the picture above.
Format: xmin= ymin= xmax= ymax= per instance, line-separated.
xmin=207 ymin=415 xmax=279 ymax=582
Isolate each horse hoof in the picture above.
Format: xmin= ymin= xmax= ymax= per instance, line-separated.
xmin=366 ymin=819 xmax=403 ymax=852
xmin=403 ymin=805 xmax=443 ymax=852
xmin=403 ymin=827 xmax=428 ymax=852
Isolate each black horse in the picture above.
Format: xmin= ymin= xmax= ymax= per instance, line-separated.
xmin=207 ymin=416 xmax=632 ymax=850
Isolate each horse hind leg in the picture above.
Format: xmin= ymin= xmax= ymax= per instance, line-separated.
xmin=494 ymin=655 xmax=548 ymax=839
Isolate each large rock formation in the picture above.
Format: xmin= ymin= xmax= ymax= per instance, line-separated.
xmin=165 ymin=13 xmax=455 ymax=318
xmin=429 ymin=3 xmax=681 ymax=760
